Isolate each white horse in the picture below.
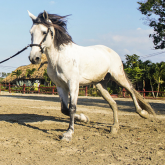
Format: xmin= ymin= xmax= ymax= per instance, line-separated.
xmin=28 ymin=11 xmax=155 ymax=141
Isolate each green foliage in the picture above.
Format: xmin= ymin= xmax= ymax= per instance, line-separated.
xmin=12 ymin=70 xmax=22 ymax=78
xmin=0 ymin=85 xmax=6 ymax=91
xmin=87 ymin=88 xmax=101 ymax=97
xmin=16 ymin=80 xmax=24 ymax=86
xmin=43 ymin=69 xmax=52 ymax=86
xmin=25 ymin=80 xmax=33 ymax=86
xmin=124 ymin=67 xmax=145 ymax=84
xmin=12 ymin=86 xmax=23 ymax=93
xmin=25 ymin=86 xmax=35 ymax=92
xmin=152 ymin=62 xmax=165 ymax=96
xmin=25 ymin=68 xmax=36 ymax=78
xmin=125 ymin=54 xmax=140 ymax=68
xmin=123 ymin=54 xmax=165 ymax=97
xmin=117 ymin=87 xmax=124 ymax=97
xmin=12 ymin=70 xmax=21 ymax=77
xmin=138 ymin=0 xmax=165 ymax=49
xmin=0 ymin=78 xmax=4 ymax=83
xmin=124 ymin=54 xmax=145 ymax=85
xmin=107 ymin=87 xmax=113 ymax=94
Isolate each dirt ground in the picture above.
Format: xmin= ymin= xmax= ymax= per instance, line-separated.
xmin=0 ymin=91 xmax=164 ymax=165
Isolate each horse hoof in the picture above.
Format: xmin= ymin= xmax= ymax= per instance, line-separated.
xmin=110 ymin=125 xmax=119 ymax=134
xmin=61 ymin=129 xmax=73 ymax=141
xmin=61 ymin=135 xmax=72 ymax=141
xmin=140 ymin=110 xmax=149 ymax=119
xmin=80 ymin=113 xmax=90 ymax=123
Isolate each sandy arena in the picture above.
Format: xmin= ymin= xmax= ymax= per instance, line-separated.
xmin=0 ymin=91 xmax=165 ymax=165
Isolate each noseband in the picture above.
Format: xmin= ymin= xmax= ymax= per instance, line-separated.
xmin=29 ymin=27 xmax=50 ymax=53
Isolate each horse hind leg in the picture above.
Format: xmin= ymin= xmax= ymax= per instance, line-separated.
xmin=111 ymin=73 xmax=155 ymax=118
xmin=96 ymin=80 xmax=119 ymax=134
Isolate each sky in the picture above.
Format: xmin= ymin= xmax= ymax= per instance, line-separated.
xmin=0 ymin=0 xmax=165 ymax=73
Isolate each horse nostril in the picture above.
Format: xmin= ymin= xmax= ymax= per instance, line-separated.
xmin=36 ymin=57 xmax=40 ymax=61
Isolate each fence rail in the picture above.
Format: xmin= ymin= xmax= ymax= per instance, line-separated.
xmin=122 ymin=88 xmax=165 ymax=98
xmin=0 ymin=83 xmax=165 ymax=98
xmin=0 ymin=83 xmax=88 ymax=96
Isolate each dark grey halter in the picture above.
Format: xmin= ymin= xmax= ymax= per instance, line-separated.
xmin=0 ymin=27 xmax=50 ymax=64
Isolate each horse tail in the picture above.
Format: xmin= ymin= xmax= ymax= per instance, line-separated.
xmin=125 ymin=75 xmax=156 ymax=116
xmin=132 ymin=88 xmax=156 ymax=116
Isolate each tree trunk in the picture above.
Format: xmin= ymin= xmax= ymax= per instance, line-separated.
xmin=156 ymin=83 xmax=160 ymax=98
xmin=150 ymin=79 xmax=155 ymax=98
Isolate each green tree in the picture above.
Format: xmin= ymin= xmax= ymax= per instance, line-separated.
xmin=124 ymin=54 xmax=145 ymax=89
xmin=25 ymin=68 xmax=36 ymax=78
xmin=138 ymin=60 xmax=152 ymax=92
xmin=145 ymin=62 xmax=156 ymax=97
xmin=145 ymin=62 xmax=165 ymax=97
xmin=138 ymin=0 xmax=165 ymax=49
xmin=124 ymin=67 xmax=145 ymax=86
xmin=125 ymin=54 xmax=140 ymax=68
xmin=124 ymin=54 xmax=165 ymax=97
xmin=153 ymin=62 xmax=165 ymax=97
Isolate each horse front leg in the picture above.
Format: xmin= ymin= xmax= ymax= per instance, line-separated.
xmin=61 ymin=81 xmax=79 ymax=141
xmin=57 ymin=85 xmax=89 ymax=124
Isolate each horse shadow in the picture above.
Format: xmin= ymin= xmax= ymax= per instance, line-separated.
xmin=1 ymin=94 xmax=165 ymax=115
xmin=0 ymin=113 xmax=70 ymax=134
xmin=0 ymin=113 xmax=111 ymax=138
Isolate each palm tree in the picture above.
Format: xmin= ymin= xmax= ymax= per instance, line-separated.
xmin=153 ymin=62 xmax=165 ymax=97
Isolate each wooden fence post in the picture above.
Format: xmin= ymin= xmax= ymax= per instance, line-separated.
xmin=9 ymin=83 xmax=11 ymax=93
xmin=23 ymin=84 xmax=25 ymax=94
xmin=52 ymin=85 xmax=55 ymax=95
xmin=143 ymin=88 xmax=145 ymax=98
xmin=85 ymin=86 xmax=88 ymax=96
xmin=123 ymin=88 xmax=126 ymax=97
xmin=38 ymin=84 xmax=40 ymax=94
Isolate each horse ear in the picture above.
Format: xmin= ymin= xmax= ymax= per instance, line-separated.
xmin=43 ymin=10 xmax=49 ymax=21
xmin=28 ymin=10 xmax=37 ymax=21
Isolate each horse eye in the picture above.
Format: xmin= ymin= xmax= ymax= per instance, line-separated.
xmin=43 ymin=31 xmax=47 ymax=35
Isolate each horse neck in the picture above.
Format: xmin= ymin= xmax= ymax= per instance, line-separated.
xmin=45 ymin=43 xmax=74 ymax=65
xmin=45 ymin=44 xmax=59 ymax=67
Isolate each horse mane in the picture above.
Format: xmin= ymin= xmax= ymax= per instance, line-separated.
xmin=34 ymin=12 xmax=73 ymax=49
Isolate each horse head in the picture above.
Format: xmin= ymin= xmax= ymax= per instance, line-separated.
xmin=28 ymin=10 xmax=73 ymax=64
xmin=28 ymin=10 xmax=55 ymax=64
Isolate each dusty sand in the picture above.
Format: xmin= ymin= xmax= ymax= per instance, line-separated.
xmin=0 ymin=91 xmax=164 ymax=165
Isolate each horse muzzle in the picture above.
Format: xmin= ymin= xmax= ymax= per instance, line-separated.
xmin=29 ymin=55 xmax=41 ymax=64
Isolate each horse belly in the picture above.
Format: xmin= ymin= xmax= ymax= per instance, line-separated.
xmin=79 ymin=52 xmax=110 ymax=85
